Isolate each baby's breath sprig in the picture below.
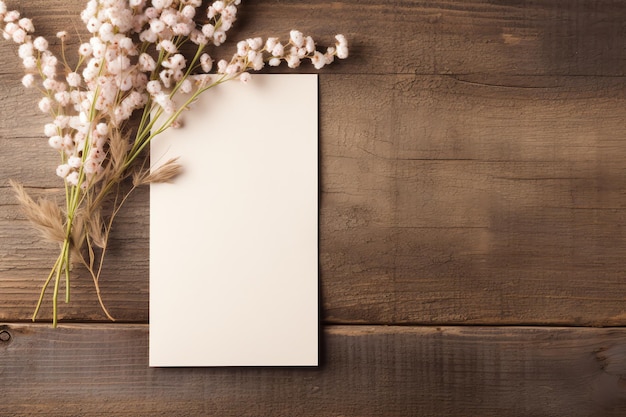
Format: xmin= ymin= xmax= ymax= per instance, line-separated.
xmin=1 ymin=0 xmax=348 ymax=327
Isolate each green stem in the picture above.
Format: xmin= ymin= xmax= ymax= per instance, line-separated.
xmin=32 ymin=251 xmax=63 ymax=322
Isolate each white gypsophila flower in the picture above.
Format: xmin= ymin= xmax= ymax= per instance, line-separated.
xmin=38 ymin=97 xmax=52 ymax=113
xmin=99 ymin=22 xmax=115 ymax=42
xmin=213 ymin=30 xmax=226 ymax=45
xmin=265 ymin=37 xmax=278 ymax=52
xmin=67 ymin=156 xmax=82 ymax=169
xmin=180 ymin=78 xmax=192 ymax=94
xmin=3 ymin=21 xmax=16 ymax=36
xmin=201 ymin=23 xmax=214 ymax=38
xmin=22 ymin=55 xmax=36 ymax=69
xmin=311 ymin=51 xmax=325 ymax=70
xmin=159 ymin=39 xmax=177 ymax=53
xmin=62 ymin=137 xmax=74 ymax=155
xmin=4 ymin=10 xmax=19 ymax=23
xmin=216 ymin=59 xmax=227 ymax=73
xmin=68 ymin=116 xmax=85 ymax=132
xmin=152 ymin=0 xmax=174 ymax=10
xmin=21 ymin=73 xmax=34 ymax=88
xmin=182 ymin=5 xmax=196 ymax=19
xmin=206 ymin=6 xmax=216 ymax=19
xmin=33 ymin=36 xmax=48 ymax=51
xmin=223 ymin=4 xmax=237 ymax=20
xmin=56 ymin=164 xmax=71 ymax=178
xmin=149 ymin=18 xmax=165 ymax=34
xmin=324 ymin=50 xmax=335 ymax=65
xmin=236 ymin=40 xmax=247 ymax=56
xmin=211 ymin=1 xmax=225 ymax=13
xmin=162 ymin=54 xmax=186 ymax=70
xmin=336 ymin=45 xmax=348 ymax=59
xmin=335 ymin=34 xmax=347 ymax=46
xmin=11 ymin=27 xmax=26 ymax=43
xmin=66 ymin=72 xmax=82 ymax=87
xmin=335 ymin=34 xmax=348 ymax=59
xmin=54 ymin=115 xmax=69 ymax=129
xmin=271 ymin=42 xmax=284 ymax=57
xmin=220 ymin=19 xmax=232 ymax=32
xmin=118 ymin=74 xmax=134 ymax=91
xmin=200 ymin=53 xmax=213 ymax=72
xmin=95 ymin=122 xmax=108 ymax=136
xmin=239 ymin=72 xmax=250 ymax=83
xmin=286 ymin=53 xmax=300 ymax=69
xmin=0 ymin=1 xmax=6 ymax=15
xmin=118 ymin=36 xmax=135 ymax=54
xmin=133 ymin=73 xmax=149 ymax=90
xmin=78 ymin=43 xmax=92 ymax=57
xmin=42 ymin=78 xmax=56 ymax=91
xmin=159 ymin=69 xmax=173 ymax=88
xmin=42 ymin=53 xmax=58 ymax=75
xmin=66 ymin=171 xmax=79 ymax=186
xmin=17 ymin=42 xmax=33 ymax=59
xmin=247 ymin=37 xmax=263 ymax=51
xmin=81 ymin=0 xmax=98 ymax=20
xmin=86 ymin=17 xmax=101 ymax=33
xmin=268 ymin=57 xmax=281 ymax=67
xmin=139 ymin=28 xmax=158 ymax=43
xmin=173 ymin=22 xmax=192 ymax=36
xmin=56 ymin=31 xmax=68 ymax=40
xmin=44 ymin=123 xmax=58 ymax=137
xmin=250 ymin=52 xmax=264 ymax=71
xmin=189 ymin=29 xmax=206 ymax=45
xmin=154 ymin=91 xmax=175 ymax=113
xmin=18 ymin=18 xmax=34 ymax=32
xmin=146 ymin=80 xmax=162 ymax=94
xmin=107 ymin=55 xmax=131 ymax=74
xmin=305 ymin=36 xmax=315 ymax=53
xmin=160 ymin=9 xmax=177 ymax=27
xmin=54 ymin=91 xmax=71 ymax=106
xmin=108 ymin=8 xmax=134 ymax=33
xmin=289 ymin=30 xmax=304 ymax=47
xmin=48 ymin=135 xmax=63 ymax=149
xmin=138 ymin=53 xmax=157 ymax=72
xmin=144 ymin=6 xmax=159 ymax=19
xmin=83 ymin=158 xmax=101 ymax=175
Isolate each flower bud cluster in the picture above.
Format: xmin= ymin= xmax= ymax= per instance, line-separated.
xmin=0 ymin=0 xmax=347 ymax=188
xmin=218 ymin=31 xmax=349 ymax=82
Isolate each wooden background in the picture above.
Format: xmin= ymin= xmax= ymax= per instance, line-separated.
xmin=2 ymin=0 xmax=626 ymax=415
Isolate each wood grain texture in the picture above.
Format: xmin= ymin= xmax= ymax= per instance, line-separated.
xmin=1 ymin=324 xmax=626 ymax=417
xmin=0 ymin=0 xmax=625 ymax=77
xmin=1 ymin=1 xmax=626 ymax=415
xmin=4 ymin=75 xmax=626 ymax=325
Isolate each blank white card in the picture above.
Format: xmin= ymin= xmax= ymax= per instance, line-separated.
xmin=150 ymin=75 xmax=319 ymax=367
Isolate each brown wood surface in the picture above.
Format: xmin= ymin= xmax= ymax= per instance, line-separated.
xmin=2 ymin=324 xmax=626 ymax=417
xmin=2 ymin=0 xmax=626 ymax=415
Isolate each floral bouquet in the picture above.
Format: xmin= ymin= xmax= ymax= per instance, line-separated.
xmin=1 ymin=0 xmax=347 ymax=326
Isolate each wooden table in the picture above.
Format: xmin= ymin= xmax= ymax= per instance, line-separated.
xmin=2 ymin=1 xmax=626 ymax=415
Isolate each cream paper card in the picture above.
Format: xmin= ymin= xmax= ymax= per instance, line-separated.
xmin=149 ymin=74 xmax=319 ymax=367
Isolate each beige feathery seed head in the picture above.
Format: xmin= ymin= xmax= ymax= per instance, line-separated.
xmin=9 ymin=180 xmax=65 ymax=244
xmin=133 ymin=157 xmax=182 ymax=187
xmin=86 ymin=210 xmax=107 ymax=249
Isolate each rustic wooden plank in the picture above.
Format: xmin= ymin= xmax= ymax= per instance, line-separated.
xmin=1 ymin=0 xmax=625 ymax=77
xmin=0 ymin=323 xmax=625 ymax=416
xmin=4 ymin=74 xmax=626 ymax=324
xmin=320 ymin=74 xmax=626 ymax=326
